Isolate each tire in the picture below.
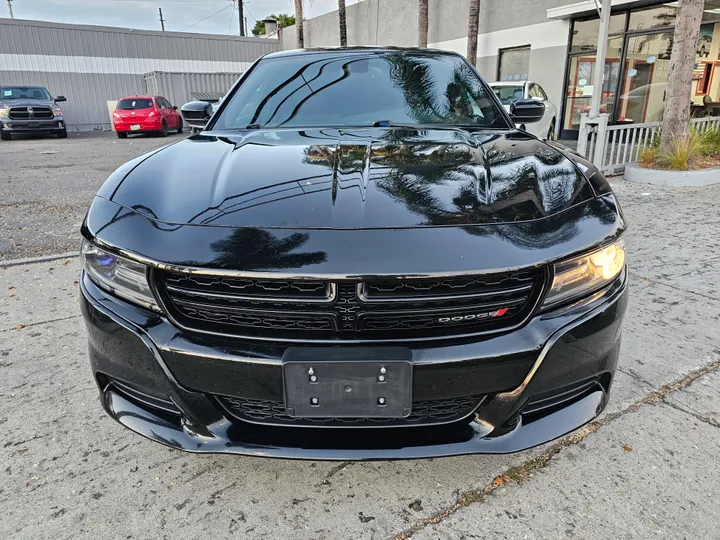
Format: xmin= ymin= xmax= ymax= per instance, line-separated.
xmin=159 ymin=121 xmax=168 ymax=137
xmin=57 ymin=128 xmax=67 ymax=139
xmin=0 ymin=130 xmax=10 ymax=141
xmin=117 ymin=131 xmax=128 ymax=139
xmin=177 ymin=118 xmax=183 ymax=134
xmin=547 ymin=120 xmax=556 ymax=141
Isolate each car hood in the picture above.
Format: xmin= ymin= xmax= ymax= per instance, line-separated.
xmin=109 ymin=127 xmax=596 ymax=229
xmin=0 ymin=99 xmax=55 ymax=108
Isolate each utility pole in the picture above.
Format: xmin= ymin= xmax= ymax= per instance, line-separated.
xmin=238 ymin=0 xmax=245 ymax=36
xmin=7 ymin=0 xmax=14 ymax=19
xmin=158 ymin=8 xmax=165 ymax=31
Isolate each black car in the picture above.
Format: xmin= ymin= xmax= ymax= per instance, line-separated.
xmin=0 ymin=85 xmax=67 ymax=140
xmin=80 ymin=48 xmax=627 ymax=460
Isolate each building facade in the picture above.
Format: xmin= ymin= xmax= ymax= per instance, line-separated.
xmin=282 ymin=0 xmax=720 ymax=139
xmin=0 ymin=18 xmax=279 ymax=130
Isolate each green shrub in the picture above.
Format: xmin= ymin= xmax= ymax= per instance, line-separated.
xmin=699 ymin=127 xmax=720 ymax=155
xmin=657 ymin=133 xmax=701 ymax=170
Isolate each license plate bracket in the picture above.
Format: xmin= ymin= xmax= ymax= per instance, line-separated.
xmin=283 ymin=347 xmax=412 ymax=418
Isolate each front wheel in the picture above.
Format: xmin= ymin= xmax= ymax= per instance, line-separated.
xmin=0 ymin=130 xmax=10 ymax=141
xmin=159 ymin=121 xmax=168 ymax=137
xmin=177 ymin=118 xmax=183 ymax=134
xmin=547 ymin=120 xmax=556 ymax=141
xmin=57 ymin=128 xmax=67 ymax=139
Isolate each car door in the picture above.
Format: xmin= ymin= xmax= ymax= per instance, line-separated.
xmin=156 ymin=97 xmax=176 ymax=129
xmin=528 ymin=84 xmax=555 ymax=139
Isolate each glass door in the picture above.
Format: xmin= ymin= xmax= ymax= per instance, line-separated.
xmin=615 ymin=32 xmax=674 ymax=124
xmin=561 ymin=37 xmax=623 ymax=138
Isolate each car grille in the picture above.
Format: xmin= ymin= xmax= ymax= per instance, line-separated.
xmin=156 ymin=268 xmax=544 ymax=342
xmin=217 ymin=394 xmax=486 ymax=427
xmin=8 ymin=106 xmax=54 ymax=119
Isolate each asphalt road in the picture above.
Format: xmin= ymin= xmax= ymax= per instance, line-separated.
xmin=0 ymin=132 xmax=176 ymax=261
xmin=1 ymin=136 xmax=720 ymax=539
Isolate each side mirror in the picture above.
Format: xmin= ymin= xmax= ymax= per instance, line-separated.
xmin=180 ymin=101 xmax=213 ymax=130
xmin=55 ymin=96 xmax=67 ymax=102
xmin=510 ymin=99 xmax=545 ymax=124
xmin=173 ymin=105 xmax=178 ymax=110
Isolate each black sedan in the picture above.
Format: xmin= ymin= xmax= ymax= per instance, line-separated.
xmin=79 ymin=48 xmax=627 ymax=460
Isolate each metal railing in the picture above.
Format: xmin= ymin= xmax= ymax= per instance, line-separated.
xmin=577 ymin=115 xmax=720 ymax=174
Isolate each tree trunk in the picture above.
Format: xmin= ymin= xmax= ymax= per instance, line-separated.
xmin=338 ymin=0 xmax=347 ymax=47
xmin=466 ymin=0 xmax=480 ymax=66
xmin=418 ymin=0 xmax=428 ymax=48
xmin=295 ymin=0 xmax=304 ymax=48
xmin=659 ymin=0 xmax=703 ymax=153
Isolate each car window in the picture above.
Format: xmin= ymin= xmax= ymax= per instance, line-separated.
xmin=214 ymin=52 xmax=509 ymax=130
xmin=534 ymin=85 xmax=548 ymax=100
xmin=117 ymin=98 xmax=153 ymax=110
xmin=0 ymin=86 xmax=52 ymax=100
xmin=490 ymin=85 xmax=525 ymax=104
xmin=159 ymin=97 xmax=172 ymax=109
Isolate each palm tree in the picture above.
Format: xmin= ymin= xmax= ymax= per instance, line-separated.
xmin=466 ymin=0 xmax=480 ymax=66
xmin=418 ymin=0 xmax=428 ymax=48
xmin=294 ymin=0 xmax=304 ymax=48
xmin=659 ymin=0 xmax=703 ymax=153
xmin=338 ymin=0 xmax=347 ymax=46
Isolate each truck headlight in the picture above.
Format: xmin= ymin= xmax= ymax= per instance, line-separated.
xmin=543 ymin=240 xmax=625 ymax=308
xmin=0 ymin=106 xmax=8 ymax=118
xmin=52 ymin=105 xmax=63 ymax=117
xmin=81 ymin=239 xmax=160 ymax=311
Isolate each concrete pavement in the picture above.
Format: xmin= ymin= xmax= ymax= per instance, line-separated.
xmin=1 ymin=178 xmax=719 ymax=539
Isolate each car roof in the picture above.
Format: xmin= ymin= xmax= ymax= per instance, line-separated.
xmin=262 ymin=46 xmax=464 ymax=60
xmin=118 ymin=95 xmax=154 ymax=100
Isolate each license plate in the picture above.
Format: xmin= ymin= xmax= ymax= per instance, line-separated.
xmin=130 ymin=124 xmax=141 ymax=131
xmin=283 ymin=348 xmax=412 ymax=418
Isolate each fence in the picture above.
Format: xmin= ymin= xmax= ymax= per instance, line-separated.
xmin=578 ymin=115 xmax=720 ymax=174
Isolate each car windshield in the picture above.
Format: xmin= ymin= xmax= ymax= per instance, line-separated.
xmin=117 ymin=98 xmax=153 ymax=110
xmin=490 ymin=85 xmax=525 ymax=104
xmin=213 ymin=52 xmax=509 ymax=130
xmin=1 ymin=86 xmax=52 ymax=100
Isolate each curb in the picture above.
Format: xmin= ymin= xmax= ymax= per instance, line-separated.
xmin=0 ymin=251 xmax=80 ymax=268
xmin=625 ymin=163 xmax=720 ymax=187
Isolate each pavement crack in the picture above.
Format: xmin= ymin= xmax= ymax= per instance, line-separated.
xmin=629 ymin=271 xmax=720 ymax=302
xmin=326 ymin=461 xmax=353 ymax=478
xmin=662 ymin=399 xmax=720 ymax=429
xmin=617 ymin=367 xmax=654 ymax=388
xmin=1 ymin=314 xmax=81 ymax=333
xmin=392 ymin=357 xmax=720 ymax=540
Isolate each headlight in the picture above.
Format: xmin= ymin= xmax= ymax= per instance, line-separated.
xmin=52 ymin=106 xmax=63 ymax=116
xmin=81 ymin=240 xmax=160 ymax=311
xmin=543 ymin=240 xmax=626 ymax=308
xmin=0 ymin=106 xmax=8 ymax=117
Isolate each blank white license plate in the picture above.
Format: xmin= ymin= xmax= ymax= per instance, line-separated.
xmin=130 ymin=124 xmax=141 ymax=131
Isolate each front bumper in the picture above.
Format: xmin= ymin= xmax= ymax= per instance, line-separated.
xmin=0 ymin=118 xmax=65 ymax=132
xmin=80 ymin=272 xmax=627 ymax=460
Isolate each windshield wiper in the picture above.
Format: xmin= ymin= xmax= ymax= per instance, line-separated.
xmin=245 ymin=124 xmax=262 ymax=129
xmin=370 ymin=121 xmax=484 ymax=131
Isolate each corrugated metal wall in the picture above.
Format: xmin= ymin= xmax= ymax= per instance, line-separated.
xmin=0 ymin=17 xmax=278 ymax=130
xmin=143 ymin=72 xmax=241 ymax=110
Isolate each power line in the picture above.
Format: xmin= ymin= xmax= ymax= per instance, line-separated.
xmin=179 ymin=3 xmax=233 ymax=32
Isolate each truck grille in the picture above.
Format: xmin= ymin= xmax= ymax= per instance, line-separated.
xmin=217 ymin=394 xmax=486 ymax=427
xmin=156 ymin=269 xmax=544 ymax=342
xmin=9 ymin=106 xmax=54 ymax=119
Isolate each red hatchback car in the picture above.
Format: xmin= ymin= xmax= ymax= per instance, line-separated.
xmin=112 ymin=95 xmax=183 ymax=138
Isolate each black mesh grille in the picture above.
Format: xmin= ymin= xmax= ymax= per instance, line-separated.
xmin=158 ymin=268 xmax=544 ymax=342
xmin=218 ymin=394 xmax=486 ymax=427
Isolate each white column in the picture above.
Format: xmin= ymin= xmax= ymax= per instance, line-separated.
xmin=589 ymin=0 xmax=613 ymax=119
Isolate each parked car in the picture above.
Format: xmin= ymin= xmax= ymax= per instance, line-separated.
xmin=0 ymin=85 xmax=67 ymax=140
xmin=80 ymin=48 xmax=627 ymax=460
xmin=112 ymin=95 xmax=183 ymax=138
xmin=489 ymin=81 xmax=558 ymax=140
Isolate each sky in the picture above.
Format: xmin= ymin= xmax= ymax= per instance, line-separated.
xmin=5 ymin=0 xmax=360 ymax=35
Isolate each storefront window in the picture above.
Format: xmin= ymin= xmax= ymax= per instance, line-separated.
xmin=628 ymin=4 xmax=677 ymax=32
xmin=570 ymin=15 xmax=626 ymax=54
xmin=498 ymin=46 xmax=530 ymax=81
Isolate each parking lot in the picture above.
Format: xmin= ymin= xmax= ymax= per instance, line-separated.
xmin=1 ymin=134 xmax=720 ymax=539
